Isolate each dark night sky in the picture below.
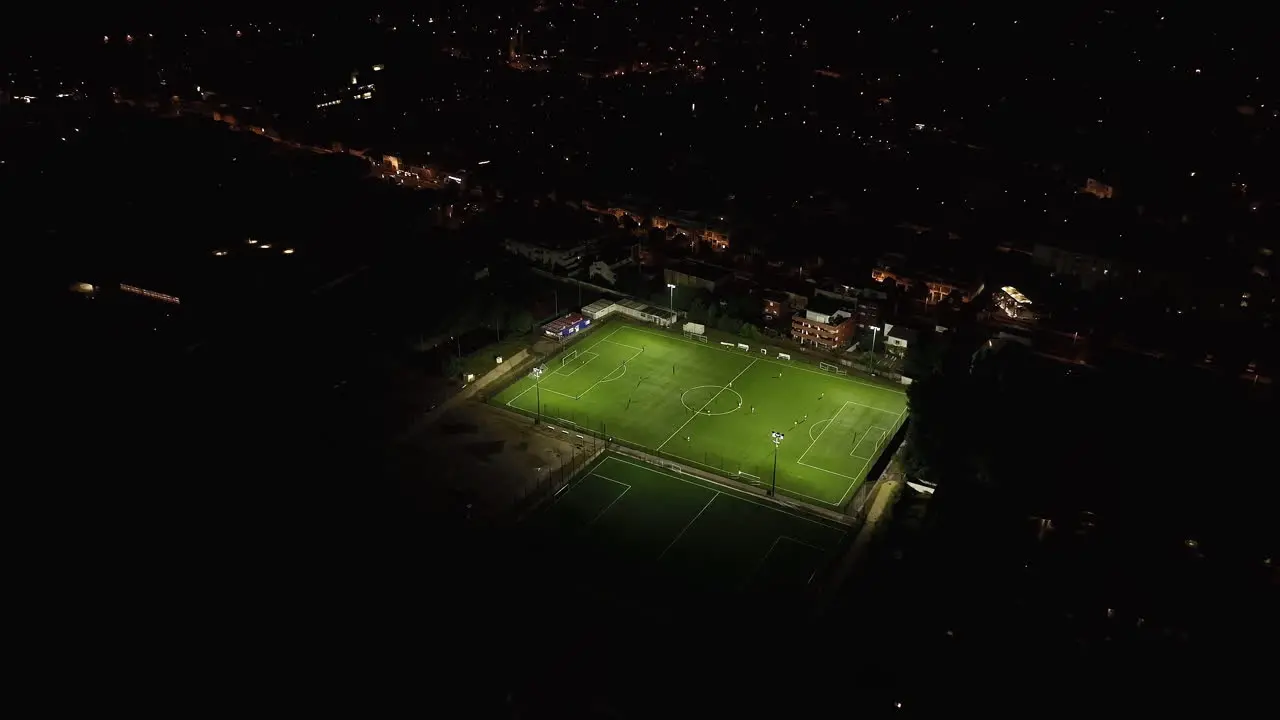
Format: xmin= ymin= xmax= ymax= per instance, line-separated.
xmin=8 ymin=4 xmax=1275 ymax=716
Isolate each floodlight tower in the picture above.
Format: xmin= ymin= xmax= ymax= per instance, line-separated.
xmin=770 ymin=431 xmax=785 ymax=497
xmin=869 ymin=326 xmax=881 ymax=367
xmin=531 ymin=365 xmax=547 ymax=424
xmin=667 ymin=283 xmax=677 ymax=313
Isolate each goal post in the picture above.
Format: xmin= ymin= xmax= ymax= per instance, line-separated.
xmin=819 ymin=361 xmax=839 ymax=372
xmin=561 ymin=350 xmax=578 ymax=366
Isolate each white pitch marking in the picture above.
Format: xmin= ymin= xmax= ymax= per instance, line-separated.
xmin=661 ymin=449 xmax=852 ymax=508
xmin=659 ymin=491 xmax=718 ymax=560
xmin=838 ymin=400 xmax=903 ymax=415
xmin=780 ymin=535 xmax=825 ymax=550
xmin=555 ymin=351 xmax=600 ymax=377
xmin=620 ymin=325 xmax=906 ymax=396
xmin=835 ymin=456 xmax=873 ymax=505
xmin=808 ymin=418 xmax=831 ymax=442
xmin=796 ymin=459 xmax=858 ymax=481
xmin=848 ymin=429 xmax=882 ymax=459
xmin=656 ymin=358 xmax=758 ymax=451
xmin=743 ymin=535 xmax=827 ymax=589
xmin=603 ymin=456 xmax=848 ymax=530
xmin=574 ymin=347 xmax=644 ymax=400
xmin=797 ymin=402 xmax=851 ymax=465
xmin=586 ymin=474 xmax=632 ymax=526
xmin=506 ymin=326 xmax=624 ymax=409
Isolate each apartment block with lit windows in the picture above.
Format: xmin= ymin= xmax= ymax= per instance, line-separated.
xmin=791 ymin=297 xmax=855 ymax=351
xmin=763 ymin=291 xmax=789 ymax=321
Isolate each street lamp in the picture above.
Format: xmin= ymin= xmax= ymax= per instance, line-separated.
xmin=770 ymin=431 xmax=784 ymax=497
xmin=667 ymin=283 xmax=676 ymax=313
xmin=531 ymin=364 xmax=547 ymax=424
xmin=869 ymin=326 xmax=881 ymax=367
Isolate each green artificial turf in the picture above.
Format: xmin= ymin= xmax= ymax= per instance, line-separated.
xmin=530 ymin=453 xmax=848 ymax=596
xmin=492 ymin=322 xmax=908 ymax=508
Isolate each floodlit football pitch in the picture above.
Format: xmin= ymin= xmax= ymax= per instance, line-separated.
xmin=529 ymin=453 xmax=848 ymax=597
xmin=492 ymin=323 xmax=908 ymax=509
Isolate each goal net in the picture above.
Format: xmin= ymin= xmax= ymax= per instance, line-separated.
xmin=683 ymin=332 xmax=708 ymax=343
xmin=873 ymin=428 xmax=889 ymax=452
xmin=819 ymin=361 xmax=840 ymax=372
xmin=561 ymin=350 xmax=578 ymax=366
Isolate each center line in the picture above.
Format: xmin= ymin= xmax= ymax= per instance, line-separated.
xmin=656 ymin=358 xmax=758 ymax=451
xmin=659 ymin=492 xmax=717 ymax=560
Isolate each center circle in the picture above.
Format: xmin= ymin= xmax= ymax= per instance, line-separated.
xmin=680 ymin=385 xmax=744 ymax=416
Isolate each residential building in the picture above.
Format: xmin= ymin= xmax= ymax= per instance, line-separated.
xmin=791 ymin=296 xmax=855 ymax=351
xmin=503 ymin=237 xmax=589 ymax=274
xmin=315 ymin=69 xmax=378 ymax=109
xmin=762 ymin=291 xmax=792 ymax=321
xmin=871 ymin=266 xmax=984 ymax=305
xmin=1080 ymin=178 xmax=1115 ymax=199
xmin=765 ymin=283 xmax=812 ymax=313
xmin=588 ymin=254 xmax=632 ymax=285
xmin=583 ymin=201 xmax=731 ymax=252
xmin=854 ymin=301 xmax=883 ymax=329
xmin=698 ymin=225 xmax=731 ymax=252
xmin=1031 ymin=243 xmax=1126 ymax=290
xmin=815 ymin=281 xmax=887 ymax=328
xmin=882 ymin=323 xmax=919 ymax=358
xmin=815 ymin=281 xmax=888 ymax=304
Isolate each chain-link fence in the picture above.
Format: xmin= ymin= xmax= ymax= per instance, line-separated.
xmin=508 ymin=439 xmax=607 ymax=522
xmin=844 ymin=413 xmax=910 ymax=515
xmin=498 ymin=417 xmax=910 ymax=519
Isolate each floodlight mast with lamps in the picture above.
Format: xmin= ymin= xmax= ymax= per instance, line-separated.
xmin=531 ymin=365 xmax=547 ymax=424
xmin=869 ymin=326 xmax=881 ymax=367
xmin=667 ymin=283 xmax=676 ymax=313
xmin=770 ymin=431 xmax=784 ymax=497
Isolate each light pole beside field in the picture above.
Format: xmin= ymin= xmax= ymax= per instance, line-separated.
xmin=770 ymin=431 xmax=785 ymax=497
xmin=531 ymin=364 xmax=547 ymax=424
xmin=869 ymin=326 xmax=881 ymax=367
xmin=667 ymin=283 xmax=676 ymax=313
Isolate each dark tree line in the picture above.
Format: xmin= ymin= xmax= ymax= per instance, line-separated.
xmin=875 ymin=336 xmax=1280 ymax=712
xmin=905 ymin=340 xmax=1278 ymax=536
xmin=649 ymin=286 xmax=767 ymax=339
